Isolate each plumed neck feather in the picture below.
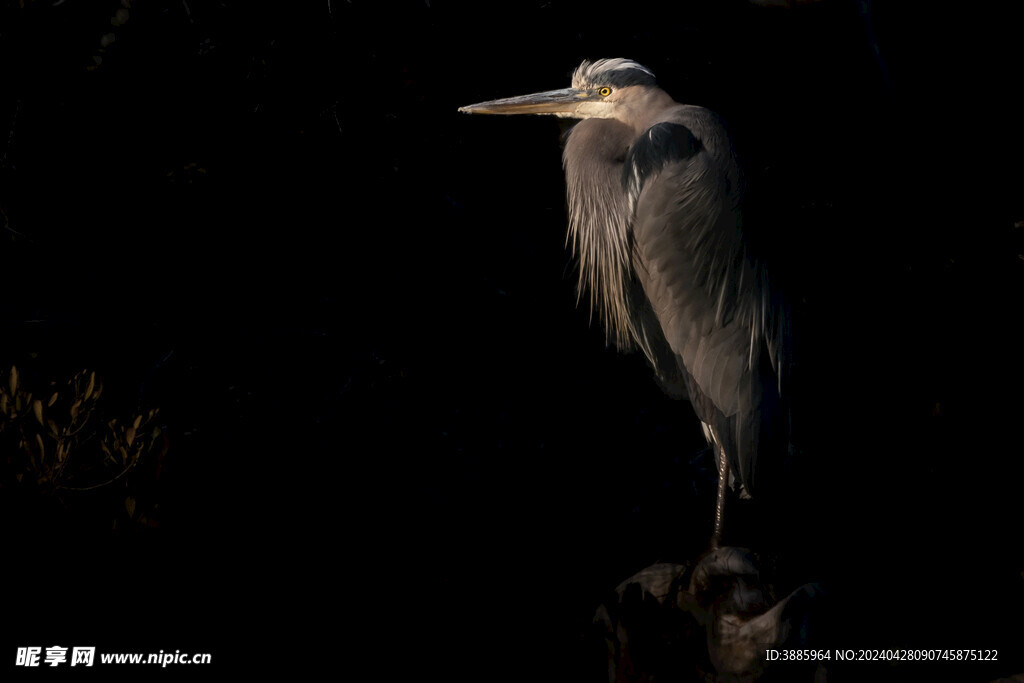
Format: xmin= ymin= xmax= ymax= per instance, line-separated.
xmin=562 ymin=118 xmax=637 ymax=349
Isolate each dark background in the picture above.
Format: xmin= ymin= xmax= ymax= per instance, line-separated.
xmin=1 ymin=0 xmax=1022 ymax=680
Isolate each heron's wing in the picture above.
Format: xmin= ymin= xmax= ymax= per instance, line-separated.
xmin=625 ymin=121 xmax=785 ymax=495
xmin=625 ymin=277 xmax=689 ymax=399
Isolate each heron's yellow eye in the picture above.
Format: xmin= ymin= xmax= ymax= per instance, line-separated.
xmin=599 ymin=87 xmax=612 ymax=97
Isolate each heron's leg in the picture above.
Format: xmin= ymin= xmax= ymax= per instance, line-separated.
xmin=711 ymin=443 xmax=729 ymax=549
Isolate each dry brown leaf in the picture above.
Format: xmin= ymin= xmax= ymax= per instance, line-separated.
xmin=84 ymin=372 xmax=96 ymax=401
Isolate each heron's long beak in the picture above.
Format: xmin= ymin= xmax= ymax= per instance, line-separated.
xmin=458 ymin=88 xmax=589 ymax=117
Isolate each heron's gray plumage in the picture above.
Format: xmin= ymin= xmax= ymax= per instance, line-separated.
xmin=460 ymin=58 xmax=790 ymax=502
xmin=562 ymin=61 xmax=788 ymax=497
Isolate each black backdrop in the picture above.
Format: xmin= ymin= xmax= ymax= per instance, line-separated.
xmin=1 ymin=1 xmax=1022 ymax=680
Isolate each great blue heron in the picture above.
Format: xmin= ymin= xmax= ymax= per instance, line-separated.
xmin=459 ymin=59 xmax=789 ymax=548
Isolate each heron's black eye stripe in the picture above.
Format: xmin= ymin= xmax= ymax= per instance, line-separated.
xmin=589 ymin=66 xmax=657 ymax=89
xmin=599 ymin=87 xmax=612 ymax=97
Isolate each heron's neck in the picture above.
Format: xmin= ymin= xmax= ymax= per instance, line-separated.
xmin=618 ymin=87 xmax=679 ymax=136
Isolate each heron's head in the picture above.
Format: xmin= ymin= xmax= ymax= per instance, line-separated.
xmin=459 ymin=58 xmax=671 ymax=127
